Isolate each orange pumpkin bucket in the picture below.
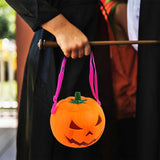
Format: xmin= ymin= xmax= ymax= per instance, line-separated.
xmin=50 ymin=52 xmax=106 ymax=148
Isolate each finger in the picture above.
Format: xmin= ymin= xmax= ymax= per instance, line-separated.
xmin=71 ymin=48 xmax=78 ymax=59
xmin=84 ymin=44 xmax=91 ymax=56
xmin=63 ymin=48 xmax=71 ymax=58
xmin=78 ymin=46 xmax=84 ymax=58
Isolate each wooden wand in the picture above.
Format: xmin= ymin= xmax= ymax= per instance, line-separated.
xmin=38 ymin=39 xmax=160 ymax=50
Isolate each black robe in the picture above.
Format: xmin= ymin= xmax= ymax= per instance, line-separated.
xmin=5 ymin=0 xmax=118 ymax=159
xmin=137 ymin=0 xmax=160 ymax=159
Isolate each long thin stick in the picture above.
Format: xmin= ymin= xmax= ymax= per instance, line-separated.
xmin=38 ymin=39 xmax=160 ymax=50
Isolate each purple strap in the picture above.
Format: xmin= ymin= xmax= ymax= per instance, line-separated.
xmin=51 ymin=57 xmax=67 ymax=113
xmin=89 ymin=52 xmax=101 ymax=106
xmin=51 ymin=51 xmax=101 ymax=114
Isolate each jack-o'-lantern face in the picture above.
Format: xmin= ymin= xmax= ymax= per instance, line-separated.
xmin=50 ymin=92 xmax=105 ymax=148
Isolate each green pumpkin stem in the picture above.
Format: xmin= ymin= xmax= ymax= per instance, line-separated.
xmin=70 ymin=92 xmax=87 ymax=104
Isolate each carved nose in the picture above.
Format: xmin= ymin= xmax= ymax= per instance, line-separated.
xmin=86 ymin=131 xmax=93 ymax=136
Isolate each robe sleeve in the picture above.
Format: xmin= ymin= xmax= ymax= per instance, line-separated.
xmin=5 ymin=0 xmax=60 ymax=31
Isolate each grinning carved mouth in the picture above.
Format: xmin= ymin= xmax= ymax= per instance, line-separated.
xmin=66 ymin=136 xmax=97 ymax=146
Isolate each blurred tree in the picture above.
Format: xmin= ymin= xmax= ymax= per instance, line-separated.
xmin=0 ymin=16 xmax=9 ymax=38
xmin=0 ymin=0 xmax=16 ymax=39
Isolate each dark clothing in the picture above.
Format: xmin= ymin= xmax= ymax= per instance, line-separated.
xmin=5 ymin=0 xmax=115 ymax=159
xmin=137 ymin=0 xmax=160 ymax=160
xmin=116 ymin=118 xmax=136 ymax=160
xmin=5 ymin=0 xmax=137 ymax=159
xmin=6 ymin=0 xmax=60 ymax=31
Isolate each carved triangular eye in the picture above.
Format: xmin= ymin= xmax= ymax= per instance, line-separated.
xmin=70 ymin=121 xmax=82 ymax=129
xmin=95 ymin=115 xmax=102 ymax=126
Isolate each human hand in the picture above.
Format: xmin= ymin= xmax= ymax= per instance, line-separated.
xmin=42 ymin=14 xmax=91 ymax=59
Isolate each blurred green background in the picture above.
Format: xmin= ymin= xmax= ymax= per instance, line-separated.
xmin=0 ymin=0 xmax=17 ymax=103
xmin=0 ymin=0 xmax=16 ymax=39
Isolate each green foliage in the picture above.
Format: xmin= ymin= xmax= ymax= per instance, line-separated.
xmin=0 ymin=16 xmax=9 ymax=38
xmin=0 ymin=16 xmax=8 ymax=32
xmin=0 ymin=80 xmax=17 ymax=101
xmin=0 ymin=0 xmax=16 ymax=39
xmin=0 ymin=0 xmax=8 ymax=8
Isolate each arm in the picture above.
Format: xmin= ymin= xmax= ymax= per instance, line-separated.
xmin=101 ymin=0 xmax=128 ymax=46
xmin=5 ymin=0 xmax=91 ymax=58
xmin=112 ymin=3 xmax=128 ymax=41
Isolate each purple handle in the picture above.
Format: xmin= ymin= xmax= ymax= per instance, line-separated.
xmin=89 ymin=52 xmax=101 ymax=105
xmin=51 ymin=51 xmax=101 ymax=114
xmin=51 ymin=57 xmax=67 ymax=113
